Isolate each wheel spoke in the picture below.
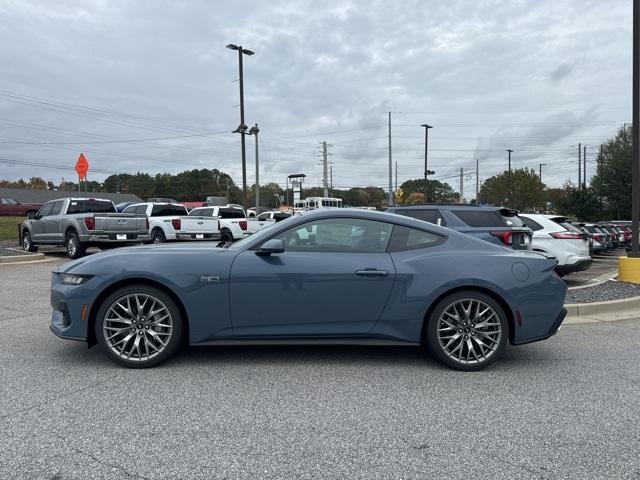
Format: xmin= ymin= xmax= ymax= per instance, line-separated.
xmin=437 ymin=298 xmax=502 ymax=365
xmin=103 ymin=293 xmax=173 ymax=362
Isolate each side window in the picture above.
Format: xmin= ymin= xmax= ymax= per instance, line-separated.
xmin=257 ymin=212 xmax=270 ymax=221
xmin=1 ymin=198 xmax=8 ymax=205
xmin=37 ymin=203 xmax=54 ymax=218
xmin=388 ymin=225 xmax=445 ymax=251
xmin=49 ymin=201 xmax=64 ymax=216
xmin=521 ymin=217 xmax=544 ymax=232
xmin=272 ymin=218 xmax=393 ymax=253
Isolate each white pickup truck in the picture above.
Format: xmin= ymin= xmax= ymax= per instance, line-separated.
xmin=188 ymin=205 xmax=249 ymax=242
xmin=245 ymin=211 xmax=293 ymax=234
xmin=124 ymin=202 xmax=219 ymax=243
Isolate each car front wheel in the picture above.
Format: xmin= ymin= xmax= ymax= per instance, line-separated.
xmin=95 ymin=285 xmax=184 ymax=368
xmin=425 ymin=291 xmax=508 ymax=371
xmin=22 ymin=230 xmax=38 ymax=252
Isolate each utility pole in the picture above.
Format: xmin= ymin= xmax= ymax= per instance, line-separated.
xmin=421 ymin=124 xmax=433 ymax=201
xmin=506 ymin=149 xmax=513 ymax=204
xmin=322 ymin=141 xmax=329 ymax=198
xmin=459 ymin=167 xmax=464 ymax=204
xmin=329 ymin=165 xmax=333 ymax=196
xmin=476 ymin=158 xmax=479 ymax=203
xmin=539 ymin=163 xmax=546 ymax=183
xmin=578 ymin=143 xmax=582 ymax=190
xmin=388 ymin=112 xmax=393 ymax=206
xmin=583 ymin=144 xmax=587 ymax=189
xmin=395 ymin=161 xmax=398 ymax=193
xmin=252 ymin=124 xmax=260 ymax=209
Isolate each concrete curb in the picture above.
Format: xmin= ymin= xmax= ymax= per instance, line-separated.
xmin=0 ymin=252 xmax=45 ymax=264
xmin=564 ymin=296 xmax=640 ymax=324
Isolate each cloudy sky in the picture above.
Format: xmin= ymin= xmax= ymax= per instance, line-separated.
xmin=0 ymin=0 xmax=633 ymax=198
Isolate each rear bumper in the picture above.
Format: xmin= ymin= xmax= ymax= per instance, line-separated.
xmin=81 ymin=232 xmax=150 ymax=243
xmin=555 ymin=258 xmax=592 ymax=275
xmin=513 ymin=308 xmax=567 ymax=345
xmin=176 ymin=232 xmax=221 ymax=241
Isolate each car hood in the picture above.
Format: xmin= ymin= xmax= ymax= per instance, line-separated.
xmin=56 ymin=242 xmax=235 ymax=274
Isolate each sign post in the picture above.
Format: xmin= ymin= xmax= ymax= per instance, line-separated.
xmin=75 ymin=153 xmax=89 ymax=193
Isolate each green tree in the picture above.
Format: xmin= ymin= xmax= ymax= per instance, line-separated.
xmin=555 ymin=182 xmax=603 ymax=221
xmin=479 ymin=168 xmax=546 ymax=211
xmin=591 ymin=124 xmax=632 ymax=219
xmin=399 ymin=179 xmax=458 ymax=203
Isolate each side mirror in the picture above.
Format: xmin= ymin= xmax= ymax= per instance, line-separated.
xmin=256 ymin=238 xmax=285 ymax=256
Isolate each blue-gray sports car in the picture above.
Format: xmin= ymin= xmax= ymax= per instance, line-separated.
xmin=50 ymin=209 xmax=567 ymax=371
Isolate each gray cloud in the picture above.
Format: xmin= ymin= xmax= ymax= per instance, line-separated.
xmin=0 ymin=0 xmax=632 ymax=197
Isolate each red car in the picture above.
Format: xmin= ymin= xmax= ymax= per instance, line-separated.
xmin=0 ymin=196 xmax=42 ymax=217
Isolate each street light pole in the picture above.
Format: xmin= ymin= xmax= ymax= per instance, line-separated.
xmin=632 ymin=0 xmax=640 ymax=256
xmin=249 ymin=124 xmax=260 ymax=210
xmin=506 ymin=149 xmax=513 ymax=205
xmin=226 ymin=43 xmax=254 ymax=208
xmin=421 ymin=124 xmax=433 ymax=201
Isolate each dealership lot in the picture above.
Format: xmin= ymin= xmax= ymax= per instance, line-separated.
xmin=1 ymin=260 xmax=640 ymax=479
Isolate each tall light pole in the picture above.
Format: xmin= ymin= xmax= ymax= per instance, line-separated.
xmin=539 ymin=163 xmax=546 ymax=183
xmin=248 ymin=124 xmax=260 ymax=210
xmin=226 ymin=43 xmax=254 ymax=207
xmin=632 ymin=0 xmax=639 ymax=256
xmin=421 ymin=124 xmax=433 ymax=201
xmin=506 ymin=149 xmax=513 ymax=205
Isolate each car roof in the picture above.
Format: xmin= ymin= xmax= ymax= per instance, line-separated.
xmin=388 ymin=203 xmax=501 ymax=211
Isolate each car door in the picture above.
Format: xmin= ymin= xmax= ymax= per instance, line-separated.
xmin=43 ymin=200 xmax=65 ymax=242
xmin=30 ymin=202 xmax=53 ymax=242
xmin=229 ymin=217 xmax=397 ymax=337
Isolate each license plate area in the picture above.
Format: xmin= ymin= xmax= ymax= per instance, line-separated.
xmin=116 ymin=234 xmax=127 ymax=240
xmin=196 ymin=234 xmax=204 ymax=239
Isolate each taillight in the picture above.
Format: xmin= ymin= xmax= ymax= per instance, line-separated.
xmin=490 ymin=231 xmax=512 ymax=245
xmin=171 ymin=218 xmax=181 ymax=230
xmin=84 ymin=217 xmax=95 ymax=230
xmin=239 ymin=220 xmax=247 ymax=231
xmin=593 ymin=234 xmax=603 ymax=241
xmin=550 ymin=232 xmax=583 ymax=240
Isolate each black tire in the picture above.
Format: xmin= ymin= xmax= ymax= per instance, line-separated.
xmin=22 ymin=230 xmax=38 ymax=252
xmin=65 ymin=232 xmax=86 ymax=259
xmin=95 ymin=285 xmax=184 ymax=368
xmin=151 ymin=229 xmax=166 ymax=244
xmin=220 ymin=229 xmax=233 ymax=243
xmin=425 ymin=290 xmax=508 ymax=371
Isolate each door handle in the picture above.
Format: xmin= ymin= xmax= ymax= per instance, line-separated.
xmin=355 ymin=269 xmax=389 ymax=277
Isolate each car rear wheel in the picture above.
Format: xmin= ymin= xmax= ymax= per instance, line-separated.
xmin=65 ymin=232 xmax=86 ymax=259
xmin=22 ymin=230 xmax=38 ymax=252
xmin=220 ymin=230 xmax=233 ymax=243
xmin=95 ymin=285 xmax=184 ymax=368
xmin=151 ymin=229 xmax=166 ymax=244
xmin=425 ymin=291 xmax=508 ymax=371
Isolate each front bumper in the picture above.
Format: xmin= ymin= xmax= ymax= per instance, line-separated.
xmin=555 ymin=258 xmax=592 ymax=275
xmin=49 ymin=276 xmax=94 ymax=342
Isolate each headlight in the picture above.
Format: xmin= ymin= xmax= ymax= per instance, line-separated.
xmin=59 ymin=273 xmax=92 ymax=285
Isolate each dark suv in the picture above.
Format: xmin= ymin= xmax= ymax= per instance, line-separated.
xmin=386 ymin=204 xmax=532 ymax=250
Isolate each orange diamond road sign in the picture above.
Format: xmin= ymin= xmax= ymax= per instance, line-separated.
xmin=75 ymin=153 xmax=89 ymax=180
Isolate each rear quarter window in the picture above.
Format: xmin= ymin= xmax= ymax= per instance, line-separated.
xmin=392 ymin=209 xmax=446 ymax=226
xmin=388 ymin=225 xmax=445 ymax=251
xmin=521 ymin=217 xmax=544 ymax=231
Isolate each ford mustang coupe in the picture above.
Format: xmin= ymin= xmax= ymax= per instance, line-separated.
xmin=50 ymin=209 xmax=567 ymax=371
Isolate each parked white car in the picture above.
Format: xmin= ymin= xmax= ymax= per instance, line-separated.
xmin=245 ymin=211 xmax=293 ymax=234
xmin=124 ymin=202 xmax=219 ymax=243
xmin=188 ymin=205 xmax=248 ymax=242
xmin=519 ymin=214 xmax=592 ymax=276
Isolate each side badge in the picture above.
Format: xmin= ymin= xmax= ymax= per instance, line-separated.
xmin=200 ymin=275 xmax=221 ymax=283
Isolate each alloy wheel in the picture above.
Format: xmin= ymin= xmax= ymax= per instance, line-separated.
xmin=67 ymin=237 xmax=77 ymax=257
xmin=437 ymin=298 xmax=502 ymax=365
xmin=22 ymin=233 xmax=31 ymax=251
xmin=103 ymin=293 xmax=173 ymax=362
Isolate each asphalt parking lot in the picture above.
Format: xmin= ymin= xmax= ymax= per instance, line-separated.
xmin=1 ymin=259 xmax=639 ymax=479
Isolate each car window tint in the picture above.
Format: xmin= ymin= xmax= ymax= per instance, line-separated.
xmin=257 ymin=213 xmax=270 ymax=221
xmin=393 ymin=209 xmax=446 ymax=226
xmin=67 ymin=200 xmax=116 ymax=214
xmin=500 ymin=210 xmax=526 ymax=227
xmin=151 ymin=204 xmax=188 ymax=216
xmin=558 ymin=221 xmax=581 ymax=233
xmin=274 ymin=218 xmax=393 ymax=253
xmin=452 ymin=210 xmax=505 ymax=227
xmin=521 ymin=217 xmax=544 ymax=231
xmin=49 ymin=201 xmax=64 ymax=216
xmin=388 ymin=225 xmax=445 ymax=251
xmin=274 ymin=213 xmax=291 ymax=222
xmin=37 ymin=202 xmax=54 ymax=217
